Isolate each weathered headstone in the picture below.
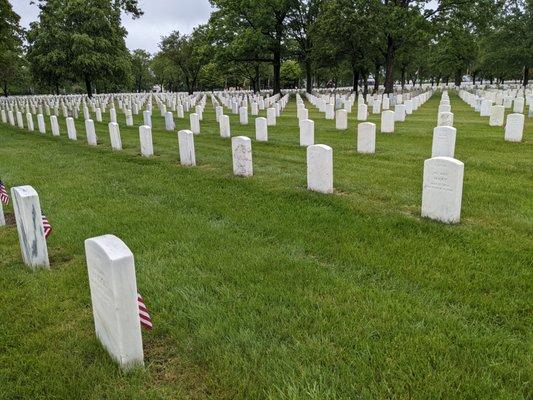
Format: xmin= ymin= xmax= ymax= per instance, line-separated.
xmin=239 ymin=106 xmax=248 ymax=125
xmin=489 ymin=105 xmax=505 ymax=126
xmin=232 ymin=136 xmax=253 ymax=177
xmin=84 ymin=234 xmax=144 ymax=370
xmin=421 ymin=157 xmax=464 ymax=224
xmin=437 ymin=112 xmax=454 ymax=127
xmin=11 ymin=185 xmax=50 ymax=269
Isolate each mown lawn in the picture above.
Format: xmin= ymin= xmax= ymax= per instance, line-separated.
xmin=0 ymin=92 xmax=531 ymax=399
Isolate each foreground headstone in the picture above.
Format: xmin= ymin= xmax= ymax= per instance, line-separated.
xmin=504 ymin=113 xmax=524 ymax=142
xmin=178 ymin=129 xmax=196 ymax=166
xmin=11 ymin=185 xmax=50 ymax=269
xmin=109 ymin=122 xmax=122 ymax=150
xmin=307 ymin=144 xmax=333 ymax=194
xmin=85 ymin=119 xmax=98 ymax=146
xmin=357 ymin=122 xmax=376 ymax=154
xmin=232 ymin=136 xmax=253 ymax=177
xmin=394 ymin=104 xmax=406 ymax=122
xmin=421 ymin=157 xmax=464 ymax=224
xmin=300 ymin=119 xmax=314 ymax=146
xmin=255 ymin=117 xmax=268 ymax=142
xmin=139 ymin=125 xmax=153 ymax=157
xmin=431 ymin=126 xmax=456 ymax=158
xmin=239 ymin=106 xmax=248 ymax=125
xmin=85 ymin=234 xmax=144 ymax=370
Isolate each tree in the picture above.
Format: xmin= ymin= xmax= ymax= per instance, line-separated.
xmin=160 ymin=25 xmax=213 ymax=94
xmin=27 ymin=0 xmax=142 ymax=97
xmin=280 ymin=60 xmax=302 ymax=87
xmin=131 ymin=49 xmax=152 ymax=92
xmin=209 ymin=0 xmax=298 ymax=94
xmin=0 ymin=0 xmax=24 ymax=96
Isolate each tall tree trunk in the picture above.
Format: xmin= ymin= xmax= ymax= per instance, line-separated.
xmin=352 ymin=67 xmax=359 ymax=93
xmin=363 ymin=74 xmax=369 ymax=97
xmin=472 ymin=71 xmax=477 ymax=85
xmin=254 ymin=64 xmax=260 ymax=93
xmin=384 ymin=35 xmax=395 ymax=94
xmin=373 ymin=63 xmax=380 ymax=93
xmin=85 ymin=76 xmax=93 ymax=98
xmin=2 ymin=82 xmax=7 ymax=97
xmin=273 ymin=47 xmax=281 ymax=95
xmin=454 ymin=69 xmax=462 ymax=87
xmin=523 ymin=65 xmax=529 ymax=87
xmin=305 ymin=59 xmax=312 ymax=93
xmin=55 ymin=82 xmax=60 ymax=95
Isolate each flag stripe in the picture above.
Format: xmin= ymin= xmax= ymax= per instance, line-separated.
xmin=137 ymin=292 xmax=152 ymax=330
xmin=42 ymin=214 xmax=52 ymax=239
xmin=0 ymin=181 xmax=9 ymax=205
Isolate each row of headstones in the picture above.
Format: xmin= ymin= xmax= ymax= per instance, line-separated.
xmin=458 ymin=90 xmax=527 ymax=142
xmin=0 ymin=184 xmax=146 ymax=370
xmin=300 ymin=90 xmax=433 ymax=133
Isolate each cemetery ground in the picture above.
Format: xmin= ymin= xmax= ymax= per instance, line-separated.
xmin=0 ymin=94 xmax=531 ymax=399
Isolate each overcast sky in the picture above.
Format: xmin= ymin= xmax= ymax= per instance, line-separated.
xmin=11 ymin=0 xmax=214 ymax=54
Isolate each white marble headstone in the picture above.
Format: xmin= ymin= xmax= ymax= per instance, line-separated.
xmin=421 ymin=157 xmax=464 ymax=224
xmin=232 ymin=136 xmax=253 ymax=177
xmin=84 ymin=234 xmax=144 ymax=370
xmin=307 ymin=144 xmax=333 ymax=194
xmin=178 ymin=129 xmax=196 ymax=166
xmin=11 ymin=185 xmax=50 ymax=269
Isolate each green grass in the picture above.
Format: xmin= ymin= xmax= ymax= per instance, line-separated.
xmin=0 ymin=92 xmax=531 ymax=399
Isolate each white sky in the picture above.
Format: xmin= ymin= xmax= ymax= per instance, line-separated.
xmin=11 ymin=0 xmax=213 ymax=54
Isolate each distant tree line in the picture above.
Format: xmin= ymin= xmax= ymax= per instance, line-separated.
xmin=0 ymin=0 xmax=531 ymax=96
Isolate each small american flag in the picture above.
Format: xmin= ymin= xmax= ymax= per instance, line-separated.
xmin=0 ymin=180 xmax=9 ymax=205
xmin=42 ymin=214 xmax=52 ymax=239
xmin=138 ymin=293 xmax=153 ymax=330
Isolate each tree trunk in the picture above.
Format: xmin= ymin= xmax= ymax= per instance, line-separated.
xmin=273 ymin=47 xmax=281 ymax=95
xmin=85 ymin=76 xmax=93 ymax=98
xmin=305 ymin=59 xmax=312 ymax=93
xmin=363 ymin=74 xmax=369 ymax=97
xmin=523 ymin=65 xmax=529 ymax=87
xmin=384 ymin=35 xmax=395 ymax=94
xmin=3 ymin=82 xmax=8 ymax=97
xmin=254 ymin=64 xmax=260 ymax=93
xmin=401 ymin=67 xmax=406 ymax=89
xmin=454 ymin=69 xmax=462 ymax=87
xmin=373 ymin=63 xmax=380 ymax=93
xmin=490 ymin=77 xmax=494 ymax=84
xmin=352 ymin=67 xmax=359 ymax=93
xmin=472 ymin=71 xmax=477 ymax=85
